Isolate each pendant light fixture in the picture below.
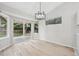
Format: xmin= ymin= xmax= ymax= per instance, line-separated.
xmin=35 ymin=2 xmax=46 ymax=20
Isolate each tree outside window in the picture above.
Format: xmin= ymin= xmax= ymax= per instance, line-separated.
xmin=0 ymin=16 xmax=7 ymax=37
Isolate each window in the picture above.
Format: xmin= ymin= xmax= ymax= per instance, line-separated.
xmin=14 ymin=23 xmax=23 ymax=37
xmin=34 ymin=23 xmax=38 ymax=33
xmin=0 ymin=16 xmax=7 ymax=37
xmin=25 ymin=23 xmax=31 ymax=36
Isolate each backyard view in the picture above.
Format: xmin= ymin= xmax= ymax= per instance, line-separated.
xmin=0 ymin=16 xmax=38 ymax=38
xmin=0 ymin=16 xmax=7 ymax=37
xmin=14 ymin=22 xmax=38 ymax=37
xmin=14 ymin=23 xmax=23 ymax=37
xmin=34 ymin=23 xmax=38 ymax=33
xmin=14 ymin=23 xmax=31 ymax=37
xmin=25 ymin=23 xmax=31 ymax=36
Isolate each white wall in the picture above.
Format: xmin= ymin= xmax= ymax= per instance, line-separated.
xmin=75 ymin=12 xmax=79 ymax=55
xmin=46 ymin=2 xmax=79 ymax=48
xmin=38 ymin=20 xmax=46 ymax=40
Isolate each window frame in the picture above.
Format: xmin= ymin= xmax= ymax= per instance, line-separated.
xmin=0 ymin=13 xmax=9 ymax=39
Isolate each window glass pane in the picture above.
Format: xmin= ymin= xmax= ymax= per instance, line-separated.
xmin=25 ymin=23 xmax=31 ymax=36
xmin=14 ymin=23 xmax=23 ymax=37
xmin=34 ymin=24 xmax=38 ymax=33
xmin=0 ymin=16 xmax=7 ymax=37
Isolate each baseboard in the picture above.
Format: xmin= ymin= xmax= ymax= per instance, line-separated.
xmin=0 ymin=44 xmax=13 ymax=52
xmin=41 ymin=39 xmax=75 ymax=49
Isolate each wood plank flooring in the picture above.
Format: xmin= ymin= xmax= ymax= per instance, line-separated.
xmin=0 ymin=40 xmax=74 ymax=56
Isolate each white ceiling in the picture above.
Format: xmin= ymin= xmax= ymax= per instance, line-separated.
xmin=0 ymin=2 xmax=63 ymax=20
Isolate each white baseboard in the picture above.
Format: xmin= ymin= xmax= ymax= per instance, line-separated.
xmin=41 ymin=39 xmax=76 ymax=56
xmin=0 ymin=44 xmax=13 ymax=52
xmin=41 ymin=39 xmax=75 ymax=49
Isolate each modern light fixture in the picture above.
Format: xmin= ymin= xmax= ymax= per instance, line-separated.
xmin=35 ymin=2 xmax=46 ymax=20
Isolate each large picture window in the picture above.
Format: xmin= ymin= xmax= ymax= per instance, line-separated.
xmin=14 ymin=22 xmax=23 ymax=37
xmin=0 ymin=16 xmax=7 ymax=37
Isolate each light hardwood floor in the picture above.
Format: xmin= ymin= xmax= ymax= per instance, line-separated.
xmin=0 ymin=40 xmax=74 ymax=56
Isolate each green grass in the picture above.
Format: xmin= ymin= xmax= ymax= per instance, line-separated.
xmin=0 ymin=32 xmax=6 ymax=37
xmin=14 ymin=32 xmax=23 ymax=37
xmin=14 ymin=30 xmax=23 ymax=37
